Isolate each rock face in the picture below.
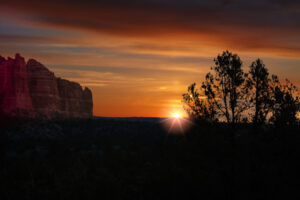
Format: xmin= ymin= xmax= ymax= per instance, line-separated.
xmin=0 ymin=54 xmax=93 ymax=119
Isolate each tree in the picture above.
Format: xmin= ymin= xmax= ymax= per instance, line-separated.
xmin=246 ymin=59 xmax=271 ymax=125
xmin=183 ymin=51 xmax=300 ymax=126
xmin=269 ymin=76 xmax=300 ymax=126
xmin=201 ymin=51 xmax=248 ymax=125
xmin=182 ymin=83 xmax=217 ymax=123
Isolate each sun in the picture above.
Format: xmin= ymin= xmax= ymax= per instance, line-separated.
xmin=161 ymin=110 xmax=192 ymax=134
xmin=173 ymin=113 xmax=181 ymax=119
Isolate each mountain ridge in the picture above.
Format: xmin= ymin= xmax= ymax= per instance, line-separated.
xmin=0 ymin=54 xmax=93 ymax=119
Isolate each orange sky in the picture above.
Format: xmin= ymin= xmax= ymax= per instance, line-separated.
xmin=0 ymin=0 xmax=299 ymax=117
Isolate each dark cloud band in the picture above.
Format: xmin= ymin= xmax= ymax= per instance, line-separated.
xmin=1 ymin=0 xmax=300 ymax=56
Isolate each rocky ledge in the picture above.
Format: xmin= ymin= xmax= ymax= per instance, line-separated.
xmin=0 ymin=54 xmax=93 ymax=119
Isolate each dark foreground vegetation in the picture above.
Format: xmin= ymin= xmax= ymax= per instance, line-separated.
xmin=1 ymin=118 xmax=300 ymax=200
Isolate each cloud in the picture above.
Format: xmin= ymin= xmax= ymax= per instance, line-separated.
xmin=0 ymin=34 xmax=67 ymax=44
xmin=1 ymin=0 xmax=299 ymax=56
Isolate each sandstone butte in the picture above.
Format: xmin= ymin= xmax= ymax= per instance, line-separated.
xmin=0 ymin=54 xmax=93 ymax=119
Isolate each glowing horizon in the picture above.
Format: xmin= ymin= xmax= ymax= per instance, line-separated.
xmin=0 ymin=0 xmax=299 ymax=117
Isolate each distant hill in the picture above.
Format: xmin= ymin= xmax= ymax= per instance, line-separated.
xmin=94 ymin=116 xmax=165 ymax=123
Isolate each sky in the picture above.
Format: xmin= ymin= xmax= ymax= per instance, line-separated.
xmin=0 ymin=0 xmax=299 ymax=117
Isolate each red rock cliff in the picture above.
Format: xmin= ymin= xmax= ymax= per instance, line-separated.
xmin=0 ymin=54 xmax=93 ymax=119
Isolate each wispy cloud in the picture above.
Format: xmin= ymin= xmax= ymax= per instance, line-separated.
xmin=1 ymin=0 xmax=300 ymax=56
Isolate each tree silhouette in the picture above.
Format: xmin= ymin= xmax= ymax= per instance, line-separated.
xmin=246 ymin=59 xmax=271 ymax=125
xmin=182 ymin=83 xmax=217 ymax=123
xmin=183 ymin=51 xmax=300 ymax=126
xmin=201 ymin=51 xmax=248 ymax=125
xmin=269 ymin=76 xmax=300 ymax=126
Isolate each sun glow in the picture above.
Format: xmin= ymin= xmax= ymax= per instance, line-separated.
xmin=160 ymin=109 xmax=192 ymax=134
xmin=173 ymin=113 xmax=181 ymax=119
